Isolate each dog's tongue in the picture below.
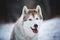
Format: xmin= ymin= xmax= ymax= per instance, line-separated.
xmin=31 ymin=27 xmax=38 ymax=33
xmin=33 ymin=28 xmax=38 ymax=33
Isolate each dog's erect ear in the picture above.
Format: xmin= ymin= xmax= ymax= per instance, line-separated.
xmin=36 ymin=5 xmax=43 ymax=19
xmin=22 ymin=6 xmax=28 ymax=15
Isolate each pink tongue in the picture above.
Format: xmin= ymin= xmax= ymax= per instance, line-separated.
xmin=31 ymin=27 xmax=38 ymax=33
xmin=33 ymin=29 xmax=38 ymax=33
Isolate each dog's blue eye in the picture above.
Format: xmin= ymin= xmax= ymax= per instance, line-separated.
xmin=36 ymin=18 xmax=38 ymax=20
xmin=29 ymin=19 xmax=32 ymax=21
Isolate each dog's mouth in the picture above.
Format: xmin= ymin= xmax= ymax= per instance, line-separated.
xmin=31 ymin=27 xmax=38 ymax=33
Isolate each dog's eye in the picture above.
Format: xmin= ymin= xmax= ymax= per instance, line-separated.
xmin=29 ymin=19 xmax=32 ymax=21
xmin=36 ymin=18 xmax=38 ymax=20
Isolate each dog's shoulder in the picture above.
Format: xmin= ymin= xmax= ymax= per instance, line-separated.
xmin=10 ymin=27 xmax=16 ymax=40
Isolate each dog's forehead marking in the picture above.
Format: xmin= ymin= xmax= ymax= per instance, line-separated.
xmin=28 ymin=9 xmax=37 ymax=18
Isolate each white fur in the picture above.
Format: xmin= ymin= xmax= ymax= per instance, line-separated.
xmin=11 ymin=5 xmax=43 ymax=40
xmin=36 ymin=5 xmax=43 ymax=18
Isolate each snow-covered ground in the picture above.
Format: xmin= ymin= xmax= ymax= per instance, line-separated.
xmin=0 ymin=23 xmax=14 ymax=40
xmin=38 ymin=18 xmax=60 ymax=40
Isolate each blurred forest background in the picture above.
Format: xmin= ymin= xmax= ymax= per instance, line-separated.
xmin=0 ymin=0 xmax=56 ymax=23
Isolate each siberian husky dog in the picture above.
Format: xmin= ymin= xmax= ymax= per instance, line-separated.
xmin=10 ymin=5 xmax=43 ymax=40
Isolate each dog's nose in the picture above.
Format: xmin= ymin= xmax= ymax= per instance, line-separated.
xmin=34 ymin=24 xmax=38 ymax=27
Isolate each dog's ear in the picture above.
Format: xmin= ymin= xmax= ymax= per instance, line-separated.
xmin=22 ymin=6 xmax=28 ymax=15
xmin=36 ymin=5 xmax=43 ymax=19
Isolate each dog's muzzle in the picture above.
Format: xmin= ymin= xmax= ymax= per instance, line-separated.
xmin=31 ymin=24 xmax=38 ymax=33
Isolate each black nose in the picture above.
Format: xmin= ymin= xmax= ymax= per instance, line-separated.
xmin=34 ymin=24 xmax=38 ymax=27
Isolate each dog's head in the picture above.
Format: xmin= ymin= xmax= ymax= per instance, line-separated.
xmin=22 ymin=5 xmax=43 ymax=37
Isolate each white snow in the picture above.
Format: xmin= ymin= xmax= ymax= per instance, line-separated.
xmin=0 ymin=23 xmax=14 ymax=40
xmin=38 ymin=18 xmax=60 ymax=40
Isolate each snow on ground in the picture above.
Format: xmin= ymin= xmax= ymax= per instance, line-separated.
xmin=0 ymin=23 xmax=14 ymax=40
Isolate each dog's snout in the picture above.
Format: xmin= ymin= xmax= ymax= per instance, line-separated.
xmin=34 ymin=24 xmax=38 ymax=27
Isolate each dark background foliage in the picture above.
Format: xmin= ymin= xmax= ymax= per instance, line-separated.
xmin=0 ymin=0 xmax=57 ymax=23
